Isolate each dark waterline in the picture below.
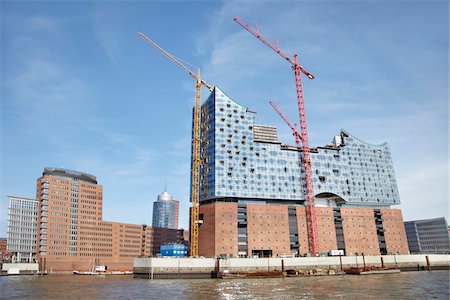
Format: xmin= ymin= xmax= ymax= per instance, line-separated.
xmin=1 ymin=271 xmax=449 ymax=299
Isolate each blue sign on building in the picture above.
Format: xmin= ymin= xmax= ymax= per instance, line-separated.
xmin=159 ymin=243 xmax=188 ymax=257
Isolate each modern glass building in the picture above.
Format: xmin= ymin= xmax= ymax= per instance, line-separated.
xmin=152 ymin=189 xmax=179 ymax=229
xmin=404 ymin=217 xmax=450 ymax=254
xmin=7 ymin=196 xmax=38 ymax=263
xmin=199 ymin=87 xmax=399 ymax=207
xmin=195 ymin=87 xmax=409 ymax=257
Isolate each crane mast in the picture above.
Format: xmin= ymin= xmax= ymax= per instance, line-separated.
xmin=138 ymin=32 xmax=212 ymax=257
xmin=234 ymin=17 xmax=319 ymax=255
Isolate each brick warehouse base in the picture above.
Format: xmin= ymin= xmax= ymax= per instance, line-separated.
xmin=38 ymin=258 xmax=134 ymax=272
xmin=198 ymin=202 xmax=409 ymax=257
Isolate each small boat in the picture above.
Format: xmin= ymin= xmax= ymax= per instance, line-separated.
xmin=73 ymin=270 xmax=100 ymax=275
xmin=74 ymin=265 xmax=132 ymax=275
xmin=344 ymin=266 xmax=400 ymax=275
xmin=73 ymin=270 xmax=133 ymax=275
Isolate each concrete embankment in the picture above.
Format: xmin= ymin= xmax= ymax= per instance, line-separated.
xmin=1 ymin=263 xmax=39 ymax=275
xmin=133 ymin=254 xmax=450 ymax=279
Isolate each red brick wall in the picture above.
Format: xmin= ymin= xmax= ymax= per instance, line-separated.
xmin=0 ymin=239 xmax=7 ymax=255
xmin=197 ymin=204 xmax=411 ymax=258
xmin=214 ymin=203 xmax=238 ymax=256
xmin=380 ymin=208 xmax=409 ymax=254
xmin=247 ymin=205 xmax=290 ymax=257
xmin=296 ymin=206 xmax=309 ymax=255
xmin=198 ymin=204 xmax=216 ymax=257
xmin=41 ymin=258 xmax=134 ymax=272
xmin=316 ymin=207 xmax=338 ymax=254
xmin=341 ymin=208 xmax=380 ymax=255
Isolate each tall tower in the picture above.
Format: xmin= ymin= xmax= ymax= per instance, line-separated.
xmin=36 ymin=168 xmax=103 ymax=264
xmin=152 ymin=189 xmax=179 ymax=229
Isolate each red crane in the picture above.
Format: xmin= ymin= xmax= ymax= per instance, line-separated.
xmin=269 ymin=101 xmax=301 ymax=146
xmin=235 ymin=17 xmax=319 ymax=255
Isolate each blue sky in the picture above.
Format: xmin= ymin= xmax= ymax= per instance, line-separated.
xmin=1 ymin=0 xmax=448 ymax=237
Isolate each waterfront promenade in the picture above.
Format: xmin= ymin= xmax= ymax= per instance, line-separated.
xmin=134 ymin=254 xmax=450 ymax=279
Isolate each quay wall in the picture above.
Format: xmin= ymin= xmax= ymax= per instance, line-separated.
xmin=134 ymin=254 xmax=450 ymax=275
xmin=2 ymin=263 xmax=39 ymax=275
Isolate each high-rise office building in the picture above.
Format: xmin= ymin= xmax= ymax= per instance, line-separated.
xmin=404 ymin=217 xmax=450 ymax=254
xmin=196 ymin=87 xmax=408 ymax=257
xmin=7 ymin=196 xmax=38 ymax=262
xmin=152 ymin=189 xmax=179 ymax=229
xmin=35 ymin=168 xmax=184 ymax=271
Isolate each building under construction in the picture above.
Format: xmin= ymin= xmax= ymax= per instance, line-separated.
xmin=197 ymin=87 xmax=409 ymax=257
xmin=139 ymin=19 xmax=409 ymax=258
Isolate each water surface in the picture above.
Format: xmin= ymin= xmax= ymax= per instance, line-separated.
xmin=1 ymin=271 xmax=448 ymax=299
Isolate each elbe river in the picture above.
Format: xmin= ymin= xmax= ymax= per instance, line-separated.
xmin=1 ymin=271 xmax=449 ymax=299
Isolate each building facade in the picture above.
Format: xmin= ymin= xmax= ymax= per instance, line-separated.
xmin=143 ymin=226 xmax=185 ymax=257
xmin=35 ymin=168 xmax=184 ymax=272
xmin=152 ymin=189 xmax=179 ymax=229
xmin=7 ymin=196 xmax=38 ymax=262
xmin=0 ymin=238 xmax=12 ymax=262
xmin=196 ymin=87 xmax=408 ymax=257
xmin=404 ymin=217 xmax=450 ymax=254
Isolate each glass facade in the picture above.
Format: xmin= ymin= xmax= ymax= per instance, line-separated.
xmin=7 ymin=196 xmax=38 ymax=262
xmin=152 ymin=191 xmax=179 ymax=229
xmin=199 ymin=87 xmax=400 ymax=207
xmin=404 ymin=217 xmax=450 ymax=254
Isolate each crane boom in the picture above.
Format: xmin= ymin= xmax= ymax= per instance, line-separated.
xmin=269 ymin=101 xmax=301 ymax=142
xmin=233 ymin=17 xmax=315 ymax=80
xmin=235 ymin=17 xmax=319 ymax=255
xmin=138 ymin=32 xmax=213 ymax=91
xmin=139 ymin=32 xmax=212 ymax=257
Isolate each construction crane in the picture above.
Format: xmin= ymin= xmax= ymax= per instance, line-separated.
xmin=234 ymin=18 xmax=319 ymax=255
xmin=138 ymin=32 xmax=212 ymax=257
xmin=269 ymin=101 xmax=301 ymax=145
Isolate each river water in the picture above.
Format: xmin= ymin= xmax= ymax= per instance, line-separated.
xmin=1 ymin=271 xmax=449 ymax=299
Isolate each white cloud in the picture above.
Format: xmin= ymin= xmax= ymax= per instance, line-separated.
xmin=88 ymin=4 xmax=124 ymax=68
xmin=24 ymin=16 xmax=59 ymax=33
